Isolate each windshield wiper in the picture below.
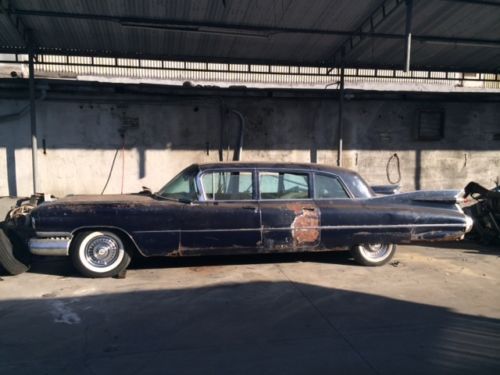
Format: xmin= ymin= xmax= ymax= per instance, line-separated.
xmin=152 ymin=193 xmax=192 ymax=204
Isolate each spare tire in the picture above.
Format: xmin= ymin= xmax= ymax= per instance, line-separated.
xmin=0 ymin=228 xmax=30 ymax=275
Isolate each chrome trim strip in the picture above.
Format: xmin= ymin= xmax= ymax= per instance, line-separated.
xmin=29 ymin=237 xmax=71 ymax=256
xmin=36 ymin=231 xmax=73 ymax=237
xmin=134 ymin=223 xmax=467 ymax=234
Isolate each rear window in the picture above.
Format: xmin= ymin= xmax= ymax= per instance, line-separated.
xmin=314 ymin=174 xmax=349 ymax=199
xmin=259 ymin=172 xmax=310 ymax=199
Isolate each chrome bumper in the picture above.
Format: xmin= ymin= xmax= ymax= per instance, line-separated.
xmin=464 ymin=215 xmax=474 ymax=233
xmin=29 ymin=236 xmax=72 ymax=256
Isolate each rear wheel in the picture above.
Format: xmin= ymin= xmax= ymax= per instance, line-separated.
xmin=351 ymin=243 xmax=396 ymax=266
xmin=71 ymin=231 xmax=131 ymax=278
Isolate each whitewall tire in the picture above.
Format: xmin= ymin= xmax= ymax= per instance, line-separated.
xmin=351 ymin=243 xmax=396 ymax=266
xmin=71 ymin=231 xmax=131 ymax=278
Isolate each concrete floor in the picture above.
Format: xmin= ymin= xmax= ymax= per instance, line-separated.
xmin=1 ymin=243 xmax=499 ymax=375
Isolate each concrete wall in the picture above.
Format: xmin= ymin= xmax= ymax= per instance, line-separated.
xmin=1 ymin=83 xmax=499 ymax=197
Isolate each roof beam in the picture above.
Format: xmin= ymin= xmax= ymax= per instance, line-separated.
xmin=441 ymin=0 xmax=500 ymax=7
xmin=4 ymin=7 xmax=500 ymax=47
xmin=326 ymin=0 xmax=405 ymax=73
xmin=2 ymin=5 xmax=500 ymax=74
xmin=0 ymin=0 xmax=30 ymax=46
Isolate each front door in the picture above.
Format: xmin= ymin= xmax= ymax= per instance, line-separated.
xmin=179 ymin=170 xmax=261 ymax=254
xmin=258 ymin=171 xmax=320 ymax=252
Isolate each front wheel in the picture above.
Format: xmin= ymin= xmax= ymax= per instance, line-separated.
xmin=71 ymin=231 xmax=131 ymax=278
xmin=351 ymin=243 xmax=396 ymax=266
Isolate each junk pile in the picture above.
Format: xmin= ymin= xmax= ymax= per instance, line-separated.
xmin=463 ymin=181 xmax=500 ymax=245
xmin=0 ymin=194 xmax=48 ymax=275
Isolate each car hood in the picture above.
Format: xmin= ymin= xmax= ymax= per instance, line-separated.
xmin=49 ymin=194 xmax=155 ymax=205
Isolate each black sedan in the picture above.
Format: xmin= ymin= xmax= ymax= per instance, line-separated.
xmin=27 ymin=163 xmax=472 ymax=277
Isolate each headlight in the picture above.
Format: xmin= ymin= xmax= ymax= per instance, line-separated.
xmin=31 ymin=216 xmax=36 ymax=230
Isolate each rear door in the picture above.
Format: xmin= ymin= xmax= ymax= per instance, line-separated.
xmin=258 ymin=170 xmax=320 ymax=251
xmin=312 ymin=172 xmax=355 ymax=248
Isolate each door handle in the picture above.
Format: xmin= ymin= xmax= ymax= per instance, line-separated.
xmin=302 ymin=207 xmax=316 ymax=211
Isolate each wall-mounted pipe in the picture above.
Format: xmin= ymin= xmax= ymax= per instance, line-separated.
xmin=229 ymin=109 xmax=245 ymax=161
xmin=404 ymin=0 xmax=414 ymax=72
xmin=337 ymin=67 xmax=345 ymax=167
xmin=28 ymin=52 xmax=39 ymax=194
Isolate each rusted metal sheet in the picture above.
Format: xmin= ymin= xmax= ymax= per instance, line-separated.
xmin=286 ymin=202 xmax=320 ymax=246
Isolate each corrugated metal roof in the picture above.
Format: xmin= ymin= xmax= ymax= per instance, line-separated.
xmin=1 ymin=0 xmax=499 ymax=72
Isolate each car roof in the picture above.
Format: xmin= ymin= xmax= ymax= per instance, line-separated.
xmin=194 ymin=162 xmax=359 ymax=178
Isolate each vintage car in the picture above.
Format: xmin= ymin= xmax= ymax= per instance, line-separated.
xmin=26 ymin=162 xmax=473 ymax=277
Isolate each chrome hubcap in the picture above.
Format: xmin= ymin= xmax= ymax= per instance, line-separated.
xmin=85 ymin=236 xmax=120 ymax=268
xmin=360 ymin=243 xmax=391 ymax=260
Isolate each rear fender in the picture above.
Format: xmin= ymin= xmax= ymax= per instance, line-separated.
xmin=369 ymin=190 xmax=462 ymax=211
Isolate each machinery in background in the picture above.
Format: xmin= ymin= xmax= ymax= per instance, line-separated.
xmin=464 ymin=182 xmax=500 ymax=245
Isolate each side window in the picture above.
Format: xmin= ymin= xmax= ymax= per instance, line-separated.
xmin=314 ymin=174 xmax=349 ymax=199
xmin=202 ymin=171 xmax=253 ymax=200
xmin=259 ymin=172 xmax=310 ymax=199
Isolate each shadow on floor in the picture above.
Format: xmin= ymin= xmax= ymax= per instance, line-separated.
xmin=0 ymin=281 xmax=499 ymax=374
xmin=0 ymin=250 xmax=357 ymax=278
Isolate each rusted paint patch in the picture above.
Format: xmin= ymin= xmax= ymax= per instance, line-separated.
xmin=289 ymin=203 xmax=320 ymax=246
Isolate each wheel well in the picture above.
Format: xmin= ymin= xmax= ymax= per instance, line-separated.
xmin=70 ymin=227 xmax=141 ymax=257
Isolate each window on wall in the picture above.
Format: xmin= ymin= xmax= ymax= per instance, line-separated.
xmin=202 ymin=171 xmax=253 ymax=201
xmin=417 ymin=110 xmax=444 ymax=141
xmin=259 ymin=172 xmax=309 ymax=199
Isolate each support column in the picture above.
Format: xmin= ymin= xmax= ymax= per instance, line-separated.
xmin=404 ymin=0 xmax=414 ymax=72
xmin=337 ymin=67 xmax=345 ymax=167
xmin=28 ymin=52 xmax=38 ymax=194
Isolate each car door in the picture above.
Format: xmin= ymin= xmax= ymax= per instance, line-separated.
xmin=258 ymin=170 xmax=320 ymax=252
xmin=179 ymin=169 xmax=262 ymax=254
xmin=312 ymin=172 xmax=355 ymax=248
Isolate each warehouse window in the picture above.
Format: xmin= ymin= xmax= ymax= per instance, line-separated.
xmin=417 ymin=110 xmax=444 ymax=141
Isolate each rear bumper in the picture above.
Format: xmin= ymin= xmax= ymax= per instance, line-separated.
xmin=29 ymin=236 xmax=72 ymax=256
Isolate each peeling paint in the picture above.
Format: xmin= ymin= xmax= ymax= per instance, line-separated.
xmin=288 ymin=203 xmax=320 ymax=246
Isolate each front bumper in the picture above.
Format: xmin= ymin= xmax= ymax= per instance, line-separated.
xmin=29 ymin=236 xmax=72 ymax=256
xmin=464 ymin=215 xmax=474 ymax=233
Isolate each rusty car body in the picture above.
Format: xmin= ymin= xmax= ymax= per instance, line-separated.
xmin=26 ymin=163 xmax=473 ymax=277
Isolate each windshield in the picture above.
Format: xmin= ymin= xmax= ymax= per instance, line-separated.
xmin=156 ymin=167 xmax=199 ymax=201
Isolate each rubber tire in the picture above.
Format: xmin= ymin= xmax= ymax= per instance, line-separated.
xmin=71 ymin=231 xmax=131 ymax=278
xmin=351 ymin=244 xmax=396 ymax=267
xmin=0 ymin=228 xmax=30 ymax=275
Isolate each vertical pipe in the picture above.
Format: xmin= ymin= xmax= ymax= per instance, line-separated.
xmin=337 ymin=67 xmax=345 ymax=167
xmin=404 ymin=0 xmax=414 ymax=72
xmin=230 ymin=109 xmax=245 ymax=161
xmin=28 ymin=52 xmax=39 ymax=194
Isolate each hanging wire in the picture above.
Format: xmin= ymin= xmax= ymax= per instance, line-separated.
xmin=386 ymin=153 xmax=402 ymax=184
xmin=100 ymin=148 xmax=120 ymax=195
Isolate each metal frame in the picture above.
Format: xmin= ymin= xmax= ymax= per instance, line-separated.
xmin=328 ymin=0 xmax=405 ymax=72
xmin=0 ymin=0 xmax=39 ymax=193
xmin=1 ymin=1 xmax=499 ymax=194
xmin=2 ymin=54 xmax=499 ymax=82
xmin=1 ymin=6 xmax=499 ymax=71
